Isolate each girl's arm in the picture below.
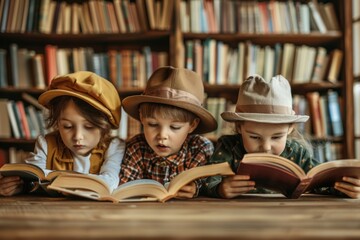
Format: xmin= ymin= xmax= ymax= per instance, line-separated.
xmin=97 ymin=138 xmax=125 ymax=191
xmin=25 ymin=135 xmax=52 ymax=175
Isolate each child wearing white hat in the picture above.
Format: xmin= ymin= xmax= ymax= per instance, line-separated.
xmin=204 ymin=74 xmax=360 ymax=199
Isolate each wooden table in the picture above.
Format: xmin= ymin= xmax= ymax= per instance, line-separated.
xmin=1 ymin=194 xmax=360 ymax=239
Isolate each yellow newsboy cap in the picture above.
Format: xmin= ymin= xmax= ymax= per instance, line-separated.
xmin=38 ymin=71 xmax=121 ymax=128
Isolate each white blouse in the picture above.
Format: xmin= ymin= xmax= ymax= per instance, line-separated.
xmin=25 ymin=135 xmax=125 ymax=191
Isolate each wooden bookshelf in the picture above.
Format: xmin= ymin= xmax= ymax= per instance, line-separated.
xmin=0 ymin=0 xmax=355 ymax=162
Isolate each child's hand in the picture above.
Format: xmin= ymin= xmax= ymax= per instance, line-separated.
xmin=175 ymin=181 xmax=197 ymax=199
xmin=218 ymin=175 xmax=255 ymax=199
xmin=334 ymin=176 xmax=360 ymax=199
xmin=0 ymin=175 xmax=24 ymax=196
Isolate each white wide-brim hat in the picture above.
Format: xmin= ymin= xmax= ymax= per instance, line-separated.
xmin=222 ymin=74 xmax=309 ymax=123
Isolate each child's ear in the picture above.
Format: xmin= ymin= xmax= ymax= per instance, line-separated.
xmin=188 ymin=118 xmax=200 ymax=133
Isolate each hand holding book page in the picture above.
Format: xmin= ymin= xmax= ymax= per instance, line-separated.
xmin=237 ymin=153 xmax=360 ymax=199
xmin=48 ymin=162 xmax=235 ymax=202
xmin=0 ymin=163 xmax=80 ymax=194
xmin=0 ymin=163 xmax=79 ymax=182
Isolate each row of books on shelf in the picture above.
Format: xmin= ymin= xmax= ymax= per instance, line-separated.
xmin=0 ymin=44 xmax=168 ymax=88
xmin=185 ymin=39 xmax=343 ymax=85
xmin=313 ymin=141 xmax=342 ymax=163
xmin=0 ymin=147 xmax=31 ymax=166
xmin=0 ymin=91 xmax=344 ymax=142
xmin=295 ymin=91 xmax=343 ymax=139
xmin=0 ymin=98 xmax=47 ymax=140
xmin=180 ymin=0 xmax=339 ymax=34
xmin=0 ymin=0 xmax=173 ymax=34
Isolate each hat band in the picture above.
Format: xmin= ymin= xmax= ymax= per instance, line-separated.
xmin=236 ymin=105 xmax=293 ymax=115
xmin=144 ymin=87 xmax=202 ymax=106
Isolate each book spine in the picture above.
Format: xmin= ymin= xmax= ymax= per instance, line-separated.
xmin=290 ymin=178 xmax=311 ymax=199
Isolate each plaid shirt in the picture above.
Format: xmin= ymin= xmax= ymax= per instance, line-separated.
xmin=120 ymin=133 xmax=214 ymax=194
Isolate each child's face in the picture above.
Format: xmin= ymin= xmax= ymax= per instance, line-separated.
xmin=57 ymin=101 xmax=102 ymax=156
xmin=140 ymin=114 xmax=199 ymax=157
xmin=237 ymin=121 xmax=293 ymax=155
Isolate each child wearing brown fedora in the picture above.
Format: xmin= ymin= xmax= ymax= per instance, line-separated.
xmin=120 ymin=66 xmax=217 ymax=199
xmin=0 ymin=71 xmax=125 ymax=196
xmin=204 ymin=74 xmax=360 ymax=199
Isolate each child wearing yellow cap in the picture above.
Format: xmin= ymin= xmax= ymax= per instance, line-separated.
xmin=0 ymin=71 xmax=125 ymax=196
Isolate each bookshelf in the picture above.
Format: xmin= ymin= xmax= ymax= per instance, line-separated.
xmin=352 ymin=0 xmax=360 ymax=159
xmin=174 ymin=0 xmax=354 ymax=160
xmin=0 ymin=0 xmax=356 ymax=163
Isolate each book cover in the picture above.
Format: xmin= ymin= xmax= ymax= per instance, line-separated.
xmin=237 ymin=153 xmax=360 ymax=199
xmin=0 ymin=163 xmax=81 ymax=194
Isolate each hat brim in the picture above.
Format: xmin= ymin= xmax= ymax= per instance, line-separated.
xmin=122 ymin=95 xmax=217 ymax=134
xmin=38 ymin=89 xmax=118 ymax=128
xmin=221 ymin=112 xmax=309 ymax=123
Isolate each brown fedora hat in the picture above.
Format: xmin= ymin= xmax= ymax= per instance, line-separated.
xmin=122 ymin=66 xmax=217 ymax=134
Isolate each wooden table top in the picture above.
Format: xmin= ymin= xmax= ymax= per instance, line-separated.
xmin=1 ymin=194 xmax=360 ymax=239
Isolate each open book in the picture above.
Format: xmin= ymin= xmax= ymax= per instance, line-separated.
xmin=48 ymin=162 xmax=234 ymax=202
xmin=0 ymin=163 xmax=79 ymax=193
xmin=237 ymin=153 xmax=360 ymax=198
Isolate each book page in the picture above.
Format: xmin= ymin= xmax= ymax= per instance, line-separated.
xmin=48 ymin=173 xmax=111 ymax=196
xmin=112 ymin=179 xmax=168 ymax=201
xmin=0 ymin=163 xmax=46 ymax=180
xmin=307 ymin=159 xmax=360 ymax=178
xmin=167 ymin=162 xmax=234 ymax=196
xmin=241 ymin=153 xmax=306 ymax=178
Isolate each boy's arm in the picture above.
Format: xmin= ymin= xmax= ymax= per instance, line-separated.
xmin=201 ymin=135 xmax=238 ymax=197
xmin=185 ymin=135 xmax=214 ymax=197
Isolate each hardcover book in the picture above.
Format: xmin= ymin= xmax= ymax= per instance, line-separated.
xmin=0 ymin=163 xmax=79 ymax=182
xmin=237 ymin=153 xmax=360 ymax=199
xmin=48 ymin=162 xmax=234 ymax=202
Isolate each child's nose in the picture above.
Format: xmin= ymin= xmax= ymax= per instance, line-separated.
xmin=73 ymin=128 xmax=84 ymax=141
xmin=158 ymin=128 xmax=168 ymax=139
xmin=261 ymin=140 xmax=271 ymax=152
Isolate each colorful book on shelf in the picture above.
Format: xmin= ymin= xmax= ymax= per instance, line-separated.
xmin=0 ymin=99 xmax=11 ymax=138
xmin=16 ymin=101 xmax=31 ymax=139
xmin=0 ymin=48 xmax=8 ymax=87
xmin=327 ymin=91 xmax=343 ymax=137
xmin=237 ymin=153 xmax=360 ymax=199
xmin=6 ymin=100 xmax=20 ymax=139
xmin=308 ymin=0 xmax=327 ymax=33
xmin=326 ymin=49 xmax=343 ymax=83
xmin=48 ymin=162 xmax=234 ymax=203
xmin=306 ymin=92 xmax=323 ymax=138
